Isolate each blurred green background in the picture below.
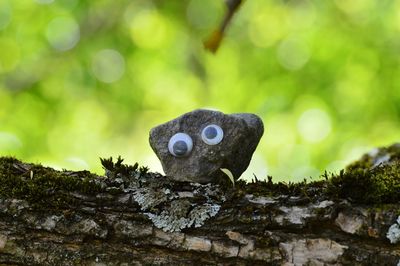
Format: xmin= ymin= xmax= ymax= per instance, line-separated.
xmin=0 ymin=0 xmax=399 ymax=182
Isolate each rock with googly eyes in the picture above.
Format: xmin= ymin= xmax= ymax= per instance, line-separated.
xmin=149 ymin=109 xmax=264 ymax=183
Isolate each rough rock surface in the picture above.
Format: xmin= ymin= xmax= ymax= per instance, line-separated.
xmin=149 ymin=109 xmax=264 ymax=183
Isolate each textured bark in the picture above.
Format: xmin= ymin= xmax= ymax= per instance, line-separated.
xmin=0 ymin=152 xmax=399 ymax=265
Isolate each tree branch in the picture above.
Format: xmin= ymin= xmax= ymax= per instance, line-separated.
xmin=0 ymin=144 xmax=399 ymax=265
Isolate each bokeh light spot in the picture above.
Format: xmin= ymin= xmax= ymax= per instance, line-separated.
xmin=277 ymin=37 xmax=310 ymax=71
xmin=130 ymin=10 xmax=169 ymax=49
xmin=91 ymin=49 xmax=125 ymax=83
xmin=248 ymin=6 xmax=287 ymax=48
xmin=0 ymin=2 xmax=12 ymax=30
xmin=45 ymin=17 xmax=80 ymax=51
xmin=0 ymin=132 xmax=22 ymax=151
xmin=297 ymin=109 xmax=332 ymax=143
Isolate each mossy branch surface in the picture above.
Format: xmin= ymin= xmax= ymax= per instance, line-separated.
xmin=1 ymin=154 xmax=399 ymax=209
xmin=0 ymin=143 xmax=399 ymax=265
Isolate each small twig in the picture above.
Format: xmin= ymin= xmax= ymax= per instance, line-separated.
xmin=203 ymin=0 xmax=244 ymax=53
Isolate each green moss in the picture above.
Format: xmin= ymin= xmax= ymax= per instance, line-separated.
xmin=346 ymin=143 xmax=400 ymax=170
xmin=100 ymin=156 xmax=149 ymax=178
xmin=0 ymin=156 xmax=153 ymax=210
xmin=241 ymin=144 xmax=400 ymax=204
xmin=326 ymin=162 xmax=400 ymax=204
xmin=0 ymin=157 xmax=103 ymax=208
xmin=233 ymin=144 xmax=400 ymax=205
xmin=100 ymin=156 xmax=138 ymax=177
xmin=326 ymin=144 xmax=400 ymax=204
xmin=1 ymin=143 xmax=400 ymax=210
xmin=234 ymin=175 xmax=326 ymax=202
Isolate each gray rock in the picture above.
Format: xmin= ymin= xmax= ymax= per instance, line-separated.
xmin=149 ymin=109 xmax=264 ymax=183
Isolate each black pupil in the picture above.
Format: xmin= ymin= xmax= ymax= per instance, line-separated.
xmin=204 ymin=126 xmax=218 ymax=139
xmin=173 ymin=140 xmax=188 ymax=156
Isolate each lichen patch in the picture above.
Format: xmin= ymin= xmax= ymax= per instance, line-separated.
xmin=387 ymin=216 xmax=400 ymax=244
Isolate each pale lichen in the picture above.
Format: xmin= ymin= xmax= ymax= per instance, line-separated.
xmin=131 ymin=187 xmax=169 ymax=211
xmin=41 ymin=215 xmax=62 ymax=231
xmin=123 ymin=173 xmax=225 ymax=232
xmin=101 ymin=157 xmax=226 ymax=232
xmin=144 ymin=194 xmax=222 ymax=232
xmin=387 ymin=216 xmax=400 ymax=244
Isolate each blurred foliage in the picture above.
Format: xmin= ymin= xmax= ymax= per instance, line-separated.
xmin=0 ymin=0 xmax=399 ymax=182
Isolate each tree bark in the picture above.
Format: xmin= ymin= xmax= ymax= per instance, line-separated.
xmin=0 ymin=147 xmax=399 ymax=265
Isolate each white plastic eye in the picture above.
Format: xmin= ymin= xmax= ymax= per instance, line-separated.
xmin=201 ymin=124 xmax=224 ymax=145
xmin=168 ymin=133 xmax=193 ymax=157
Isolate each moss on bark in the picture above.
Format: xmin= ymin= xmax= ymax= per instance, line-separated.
xmin=0 ymin=143 xmax=399 ymax=208
xmin=0 ymin=143 xmax=399 ymax=265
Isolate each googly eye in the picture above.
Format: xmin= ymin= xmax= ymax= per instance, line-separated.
xmin=201 ymin=124 xmax=224 ymax=145
xmin=168 ymin=133 xmax=193 ymax=157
